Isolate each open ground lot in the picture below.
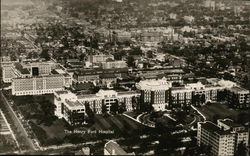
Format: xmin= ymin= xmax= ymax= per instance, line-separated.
xmin=197 ymin=102 xmax=249 ymax=122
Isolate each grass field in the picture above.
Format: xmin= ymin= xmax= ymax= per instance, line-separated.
xmin=0 ymin=134 xmax=17 ymax=153
xmin=197 ymin=102 xmax=249 ymax=121
xmin=13 ymin=95 xmax=149 ymax=146
xmin=31 ymin=114 xmax=149 ymax=146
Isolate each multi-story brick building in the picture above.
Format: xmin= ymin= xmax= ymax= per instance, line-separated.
xmin=73 ymin=68 xmax=128 ymax=83
xmin=88 ymin=54 xmax=114 ymax=63
xmin=197 ymin=121 xmax=236 ymax=156
xmin=2 ymin=63 xmax=16 ymax=83
xmin=12 ymin=74 xmax=71 ymax=96
xmin=171 ymin=87 xmax=193 ymax=107
xmin=197 ymin=119 xmax=249 ymax=156
xmin=136 ymin=78 xmax=249 ymax=109
xmin=136 ymin=79 xmax=172 ymax=111
xmin=60 ymin=98 xmax=85 ymax=126
xmin=140 ymin=29 xmax=164 ymax=47
xmin=217 ymin=119 xmax=249 ymax=148
xmin=101 ymin=60 xmax=127 ymax=69
xmin=1 ymin=61 xmax=57 ymax=83
xmin=1 ymin=60 xmax=73 ymax=96
xmin=54 ymin=90 xmax=140 ymax=125
xmin=112 ymin=30 xmax=132 ymax=42
xmin=226 ymin=86 xmax=250 ymax=109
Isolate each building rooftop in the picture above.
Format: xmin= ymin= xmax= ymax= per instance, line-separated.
xmin=117 ymin=91 xmax=140 ymax=96
xmin=171 ymin=87 xmax=191 ymax=91
xmin=55 ymin=90 xmax=69 ymax=95
xmin=217 ymin=79 xmax=237 ymax=88
xmin=54 ymin=69 xmax=66 ymax=74
xmin=136 ymin=79 xmax=172 ymax=91
xmin=76 ymin=90 xmax=139 ymax=100
xmin=74 ymin=68 xmax=128 ymax=76
xmin=229 ymin=86 xmax=249 ymax=93
xmin=65 ymin=99 xmax=83 ymax=108
xmin=100 ymin=73 xmax=117 ymax=79
xmin=14 ymin=62 xmax=30 ymax=75
xmin=218 ymin=119 xmax=243 ymax=128
xmin=74 ymin=82 xmax=94 ymax=91
xmin=201 ymin=121 xmax=231 ymax=135
xmin=68 ymin=62 xmax=83 ymax=66
xmin=12 ymin=73 xmax=64 ymax=80
xmin=77 ymin=94 xmax=97 ymax=99
xmin=105 ymin=140 xmax=129 ymax=155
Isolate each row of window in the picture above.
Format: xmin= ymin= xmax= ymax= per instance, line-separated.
xmin=14 ymin=89 xmax=62 ymax=95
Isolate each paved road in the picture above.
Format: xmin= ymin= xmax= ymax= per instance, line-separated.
xmin=0 ymin=91 xmax=36 ymax=152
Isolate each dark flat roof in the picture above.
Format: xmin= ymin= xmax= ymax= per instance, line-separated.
xmin=100 ymin=73 xmax=116 ymax=79
xmin=74 ymin=68 xmax=128 ymax=76
xmin=201 ymin=122 xmax=231 ymax=135
xmin=219 ymin=119 xmax=242 ymax=128
xmin=14 ymin=63 xmax=30 ymax=74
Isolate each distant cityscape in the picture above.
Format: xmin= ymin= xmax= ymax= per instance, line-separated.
xmin=0 ymin=0 xmax=250 ymax=155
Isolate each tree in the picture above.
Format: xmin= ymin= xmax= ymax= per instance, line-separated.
xmin=39 ymin=98 xmax=56 ymax=126
xmin=146 ymin=51 xmax=154 ymax=58
xmin=242 ymin=75 xmax=248 ymax=88
xmin=237 ymin=113 xmax=249 ymax=125
xmin=236 ymin=141 xmax=247 ymax=156
xmin=193 ymin=144 xmax=212 ymax=156
xmin=114 ymin=50 xmax=126 ymax=60
xmin=175 ymin=110 xmax=187 ymax=123
xmin=110 ymin=100 xmax=119 ymax=114
xmin=223 ymin=72 xmax=234 ymax=81
xmin=85 ymin=102 xmax=94 ymax=118
xmin=85 ymin=102 xmax=95 ymax=124
xmin=217 ymin=90 xmax=226 ymax=101
xmin=79 ymin=53 xmax=86 ymax=61
xmin=212 ymin=114 xmax=221 ymax=123
xmin=118 ymin=102 xmax=126 ymax=114
xmin=126 ymin=56 xmax=135 ymax=68
xmin=101 ymin=103 xmax=108 ymax=115
xmin=40 ymin=49 xmax=50 ymax=60
xmin=27 ymin=52 xmax=33 ymax=59
xmin=124 ymin=40 xmax=131 ymax=46
xmin=201 ymin=94 xmax=206 ymax=104
xmin=129 ymin=47 xmax=142 ymax=56
xmin=143 ymin=102 xmax=154 ymax=112
xmin=192 ymin=94 xmax=201 ymax=106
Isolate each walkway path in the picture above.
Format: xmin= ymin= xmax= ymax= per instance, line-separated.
xmin=123 ymin=113 xmax=155 ymax=128
xmin=191 ymin=105 xmax=206 ymax=121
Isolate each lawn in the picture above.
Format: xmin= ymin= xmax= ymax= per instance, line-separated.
xmin=40 ymin=119 xmax=66 ymax=139
xmin=91 ymin=114 xmax=146 ymax=136
xmin=197 ymin=102 xmax=249 ymax=121
xmin=29 ymin=114 xmax=149 ymax=146
xmin=12 ymin=95 xmax=150 ymax=146
xmin=0 ymin=134 xmax=18 ymax=153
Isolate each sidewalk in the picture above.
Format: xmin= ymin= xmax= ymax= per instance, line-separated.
xmin=123 ymin=113 xmax=155 ymax=128
xmin=191 ymin=105 xmax=206 ymax=121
